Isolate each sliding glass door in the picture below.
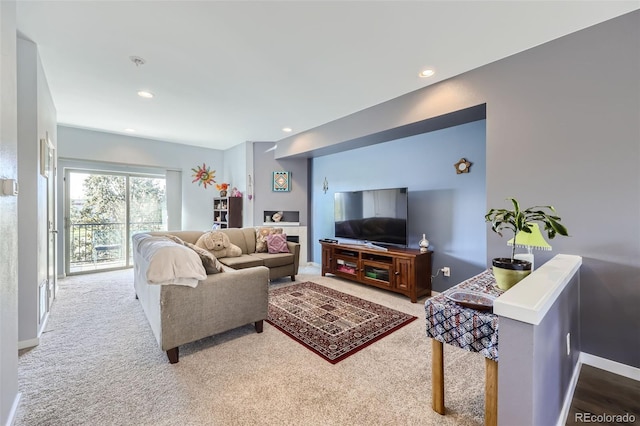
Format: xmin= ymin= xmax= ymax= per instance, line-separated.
xmin=66 ymin=170 xmax=167 ymax=274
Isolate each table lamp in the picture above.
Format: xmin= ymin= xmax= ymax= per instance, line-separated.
xmin=507 ymin=223 xmax=551 ymax=270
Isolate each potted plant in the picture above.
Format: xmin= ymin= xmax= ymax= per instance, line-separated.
xmin=485 ymin=197 xmax=569 ymax=290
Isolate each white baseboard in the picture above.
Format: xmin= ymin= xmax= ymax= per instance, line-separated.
xmin=557 ymin=352 xmax=640 ymax=426
xmin=18 ymin=309 xmax=50 ymax=350
xmin=579 ymin=352 xmax=640 ymax=381
xmin=17 ymin=338 xmax=39 ymax=350
xmin=5 ymin=392 xmax=21 ymax=426
xmin=556 ymin=360 xmax=583 ymax=426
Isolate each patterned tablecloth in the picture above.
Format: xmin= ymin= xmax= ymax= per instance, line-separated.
xmin=425 ymin=270 xmax=504 ymax=361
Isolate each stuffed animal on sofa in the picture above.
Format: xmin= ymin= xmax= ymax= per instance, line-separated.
xmin=195 ymin=231 xmax=242 ymax=259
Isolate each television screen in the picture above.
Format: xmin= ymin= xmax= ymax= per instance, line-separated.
xmin=334 ymin=187 xmax=408 ymax=246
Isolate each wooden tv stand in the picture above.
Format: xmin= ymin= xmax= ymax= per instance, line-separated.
xmin=320 ymin=242 xmax=432 ymax=303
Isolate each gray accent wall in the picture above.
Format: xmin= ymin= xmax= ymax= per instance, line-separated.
xmin=277 ymin=11 xmax=640 ymax=367
xmin=0 ymin=1 xmax=19 ymax=424
xmin=252 ymin=142 xmax=309 ymax=226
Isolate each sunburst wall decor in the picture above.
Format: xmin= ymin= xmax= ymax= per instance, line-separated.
xmin=191 ymin=163 xmax=216 ymax=188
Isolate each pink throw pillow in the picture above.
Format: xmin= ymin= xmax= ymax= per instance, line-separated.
xmin=267 ymin=233 xmax=289 ymax=254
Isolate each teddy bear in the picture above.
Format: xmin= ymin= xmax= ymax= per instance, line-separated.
xmin=195 ymin=231 xmax=242 ymax=259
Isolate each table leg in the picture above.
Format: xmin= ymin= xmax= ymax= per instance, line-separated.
xmin=485 ymin=358 xmax=498 ymax=426
xmin=431 ymin=339 xmax=445 ymax=414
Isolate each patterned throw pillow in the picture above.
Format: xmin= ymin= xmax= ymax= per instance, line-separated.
xmin=255 ymin=227 xmax=283 ymax=253
xmin=267 ymin=233 xmax=290 ymax=254
xmin=184 ymin=241 xmax=224 ymax=274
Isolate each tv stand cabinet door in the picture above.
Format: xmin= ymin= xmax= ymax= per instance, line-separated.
xmin=361 ymin=259 xmax=393 ymax=290
xmin=394 ymin=257 xmax=413 ymax=296
xmin=321 ymin=245 xmax=332 ymax=276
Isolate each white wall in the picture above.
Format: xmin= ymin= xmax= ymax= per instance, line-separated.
xmin=0 ymin=1 xmax=20 ymax=424
xmin=57 ymin=126 xmax=225 ymax=231
xmin=17 ymin=37 xmax=57 ymax=345
xmin=222 ymin=141 xmax=250 ymax=226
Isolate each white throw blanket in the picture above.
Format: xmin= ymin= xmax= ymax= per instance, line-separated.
xmin=132 ymin=233 xmax=206 ymax=287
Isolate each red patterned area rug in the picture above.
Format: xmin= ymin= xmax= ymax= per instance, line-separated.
xmin=267 ymin=282 xmax=417 ymax=364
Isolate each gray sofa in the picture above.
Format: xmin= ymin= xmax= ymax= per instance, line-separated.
xmin=134 ymin=230 xmax=271 ymax=363
xmin=133 ymin=228 xmax=301 ymax=363
xmin=207 ymin=227 xmax=300 ymax=281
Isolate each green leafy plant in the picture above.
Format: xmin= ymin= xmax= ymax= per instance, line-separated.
xmin=485 ymin=197 xmax=569 ymax=261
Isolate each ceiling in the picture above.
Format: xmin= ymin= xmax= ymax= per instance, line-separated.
xmin=16 ymin=1 xmax=639 ymax=150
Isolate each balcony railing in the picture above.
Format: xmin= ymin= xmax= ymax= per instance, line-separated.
xmin=70 ymin=221 xmax=164 ymax=271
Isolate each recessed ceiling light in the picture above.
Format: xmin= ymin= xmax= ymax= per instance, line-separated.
xmin=419 ymin=69 xmax=435 ymax=78
xmin=137 ymin=90 xmax=154 ymax=98
xmin=282 ymin=127 xmax=292 ymax=133
xmin=124 ymin=128 xmax=136 ymax=133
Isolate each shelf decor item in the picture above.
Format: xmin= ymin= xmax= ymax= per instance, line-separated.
xmin=191 ymin=163 xmax=215 ymax=188
xmin=419 ymin=234 xmax=430 ymax=253
xmin=272 ymin=171 xmax=291 ymax=192
xmin=485 ymin=197 xmax=568 ymax=290
xmin=216 ymin=182 xmax=229 ymax=197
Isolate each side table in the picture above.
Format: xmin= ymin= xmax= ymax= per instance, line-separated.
xmin=425 ymin=270 xmax=503 ymax=426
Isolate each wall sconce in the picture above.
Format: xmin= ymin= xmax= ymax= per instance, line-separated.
xmin=322 ymin=177 xmax=329 ymax=194
xmin=247 ymin=174 xmax=253 ymax=200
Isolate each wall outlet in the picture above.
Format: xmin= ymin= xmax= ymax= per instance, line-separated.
xmin=442 ymin=267 xmax=451 ymax=277
xmin=566 ymin=332 xmax=571 ymax=356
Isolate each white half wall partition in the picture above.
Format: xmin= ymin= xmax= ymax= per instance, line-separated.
xmin=494 ymin=254 xmax=582 ymax=426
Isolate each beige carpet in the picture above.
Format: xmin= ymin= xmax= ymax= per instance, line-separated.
xmin=16 ymin=266 xmax=485 ymax=425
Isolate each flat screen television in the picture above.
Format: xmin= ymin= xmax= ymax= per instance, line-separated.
xmin=334 ymin=187 xmax=408 ymax=247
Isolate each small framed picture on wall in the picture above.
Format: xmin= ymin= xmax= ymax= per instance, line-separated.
xmin=272 ymin=171 xmax=291 ymax=192
xmin=40 ymin=135 xmax=54 ymax=179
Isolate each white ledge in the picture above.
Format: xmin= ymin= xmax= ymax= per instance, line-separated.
xmin=493 ymin=254 xmax=582 ymax=325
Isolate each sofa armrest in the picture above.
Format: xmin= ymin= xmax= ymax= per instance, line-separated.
xmin=287 ymin=242 xmax=300 ymax=274
xmin=159 ymin=265 xmax=269 ymax=351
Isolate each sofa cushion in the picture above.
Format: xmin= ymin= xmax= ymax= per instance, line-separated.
xmin=255 ymin=227 xmax=283 ymax=253
xmin=184 ymin=241 xmax=223 ymax=274
xmin=267 ymin=233 xmax=290 ymax=254
xmin=218 ymin=254 xmax=265 ymax=269
xmin=218 ymin=228 xmax=255 ymax=255
xmin=250 ymin=252 xmax=295 ymax=268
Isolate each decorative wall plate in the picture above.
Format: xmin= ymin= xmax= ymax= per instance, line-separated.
xmin=454 ymin=158 xmax=472 ymax=174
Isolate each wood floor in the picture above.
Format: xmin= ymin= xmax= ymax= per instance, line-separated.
xmin=566 ymin=364 xmax=640 ymax=425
